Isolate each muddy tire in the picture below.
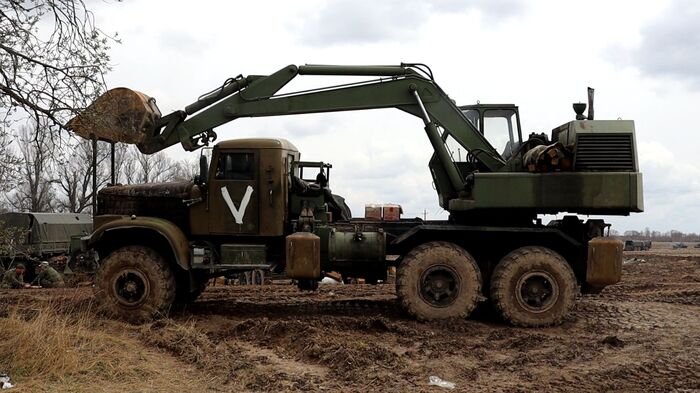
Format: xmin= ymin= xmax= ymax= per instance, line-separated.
xmin=490 ymin=246 xmax=578 ymax=327
xmin=95 ymin=246 xmax=176 ymax=323
xmin=397 ymin=241 xmax=482 ymax=321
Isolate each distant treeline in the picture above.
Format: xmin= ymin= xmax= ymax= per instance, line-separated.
xmin=611 ymin=228 xmax=699 ymax=242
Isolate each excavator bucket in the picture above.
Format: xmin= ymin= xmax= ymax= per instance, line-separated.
xmin=66 ymin=88 xmax=161 ymax=144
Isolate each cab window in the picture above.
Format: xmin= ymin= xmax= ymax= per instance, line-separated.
xmin=462 ymin=109 xmax=480 ymax=131
xmin=483 ymin=109 xmax=520 ymax=159
xmin=215 ymin=153 xmax=254 ymax=180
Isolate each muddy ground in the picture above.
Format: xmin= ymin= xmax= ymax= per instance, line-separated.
xmin=1 ymin=248 xmax=699 ymax=392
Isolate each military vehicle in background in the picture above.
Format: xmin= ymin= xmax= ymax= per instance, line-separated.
xmin=67 ymin=63 xmax=643 ymax=326
xmin=623 ymin=240 xmax=652 ymax=251
xmin=672 ymin=242 xmax=688 ymax=249
xmin=0 ymin=212 xmax=93 ymax=282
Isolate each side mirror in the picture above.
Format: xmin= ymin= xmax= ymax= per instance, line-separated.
xmin=196 ymin=154 xmax=208 ymax=186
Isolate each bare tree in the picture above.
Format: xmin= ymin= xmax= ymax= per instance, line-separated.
xmin=171 ymin=157 xmax=199 ymax=182
xmin=7 ymin=124 xmax=56 ymax=212
xmin=55 ymin=139 xmax=110 ymax=213
xmin=122 ymin=146 xmax=176 ymax=184
xmin=0 ymin=131 xmax=20 ymax=193
xmin=0 ymin=0 xmax=114 ymax=133
xmin=1 ymin=1 xmax=115 ymax=211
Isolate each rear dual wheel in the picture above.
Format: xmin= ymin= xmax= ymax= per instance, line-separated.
xmin=490 ymin=246 xmax=578 ymax=327
xmin=241 ymin=269 xmax=265 ymax=285
xmin=397 ymin=241 xmax=482 ymax=321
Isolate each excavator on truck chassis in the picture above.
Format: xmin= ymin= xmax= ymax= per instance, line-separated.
xmin=68 ymin=63 xmax=643 ymax=326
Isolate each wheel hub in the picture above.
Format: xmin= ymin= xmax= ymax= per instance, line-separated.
xmin=113 ymin=269 xmax=150 ymax=307
xmin=125 ymin=281 xmax=138 ymax=292
xmin=515 ymin=271 xmax=559 ymax=313
xmin=419 ymin=265 xmax=460 ymax=307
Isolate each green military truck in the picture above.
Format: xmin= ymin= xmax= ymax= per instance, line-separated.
xmin=623 ymin=240 xmax=652 ymax=251
xmin=68 ymin=64 xmax=643 ymax=326
xmin=0 ymin=212 xmax=93 ymax=282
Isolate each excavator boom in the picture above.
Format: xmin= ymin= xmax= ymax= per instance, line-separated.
xmin=68 ymin=64 xmax=506 ymax=195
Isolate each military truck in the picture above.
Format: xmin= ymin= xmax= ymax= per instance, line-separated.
xmin=68 ymin=64 xmax=643 ymax=326
xmin=623 ymin=240 xmax=652 ymax=251
xmin=0 ymin=212 xmax=93 ymax=281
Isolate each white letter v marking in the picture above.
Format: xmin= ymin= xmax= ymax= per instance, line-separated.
xmin=221 ymin=186 xmax=254 ymax=224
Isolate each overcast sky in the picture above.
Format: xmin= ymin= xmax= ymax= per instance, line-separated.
xmin=90 ymin=0 xmax=700 ymax=233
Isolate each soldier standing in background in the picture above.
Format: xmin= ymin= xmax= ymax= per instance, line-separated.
xmin=35 ymin=261 xmax=65 ymax=288
xmin=1 ymin=263 xmax=30 ymax=289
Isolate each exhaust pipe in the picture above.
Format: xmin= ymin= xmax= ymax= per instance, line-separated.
xmin=587 ymin=87 xmax=594 ymax=120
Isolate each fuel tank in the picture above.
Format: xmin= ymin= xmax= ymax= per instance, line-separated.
xmin=328 ymin=227 xmax=386 ymax=263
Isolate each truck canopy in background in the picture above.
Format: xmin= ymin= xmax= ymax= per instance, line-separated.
xmin=0 ymin=212 xmax=93 ymax=257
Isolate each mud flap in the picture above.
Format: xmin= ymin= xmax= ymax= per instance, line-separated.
xmin=586 ymin=238 xmax=623 ymax=286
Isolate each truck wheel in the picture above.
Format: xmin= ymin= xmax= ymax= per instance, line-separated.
xmin=251 ymin=269 xmax=265 ymax=285
xmin=490 ymin=246 xmax=578 ymax=327
xmin=95 ymin=246 xmax=176 ymax=323
xmin=397 ymin=241 xmax=482 ymax=321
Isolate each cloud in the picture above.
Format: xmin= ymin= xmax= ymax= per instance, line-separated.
xmin=296 ymin=0 xmax=526 ymax=47
xmin=609 ymin=0 xmax=700 ymax=88
xmin=158 ymin=30 xmax=210 ymax=55
xmin=618 ymin=141 xmax=700 ymax=232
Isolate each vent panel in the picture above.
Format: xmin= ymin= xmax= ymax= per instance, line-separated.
xmin=575 ymin=134 xmax=635 ymax=171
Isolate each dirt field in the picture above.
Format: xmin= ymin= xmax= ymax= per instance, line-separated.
xmin=1 ymin=247 xmax=699 ymax=392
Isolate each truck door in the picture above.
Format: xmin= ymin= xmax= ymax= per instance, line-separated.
xmin=209 ymin=151 xmax=259 ymax=234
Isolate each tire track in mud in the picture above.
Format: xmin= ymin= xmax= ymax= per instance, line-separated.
xmin=185 ymin=295 xmax=403 ymax=319
xmin=551 ymin=349 xmax=700 ymax=392
xmin=575 ymin=299 xmax=700 ymax=330
xmin=184 ymin=284 xmax=403 ymax=318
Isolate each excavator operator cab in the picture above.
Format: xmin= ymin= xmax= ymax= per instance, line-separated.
xmin=460 ymin=104 xmax=523 ymax=160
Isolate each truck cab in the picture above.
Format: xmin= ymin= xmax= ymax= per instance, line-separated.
xmin=190 ymin=138 xmax=299 ymax=237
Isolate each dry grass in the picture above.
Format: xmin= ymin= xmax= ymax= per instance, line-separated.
xmin=0 ymin=296 xmax=206 ymax=392
xmin=1 ymin=303 xmax=99 ymax=379
xmin=139 ymin=318 xmax=217 ymax=367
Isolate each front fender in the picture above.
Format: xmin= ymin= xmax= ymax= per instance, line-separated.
xmin=85 ymin=216 xmax=190 ymax=270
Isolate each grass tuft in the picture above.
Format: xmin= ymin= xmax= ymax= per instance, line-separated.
xmin=0 ymin=295 xmax=199 ymax=392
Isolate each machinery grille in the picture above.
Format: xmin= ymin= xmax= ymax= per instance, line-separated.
xmin=574 ymin=133 xmax=635 ymax=171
